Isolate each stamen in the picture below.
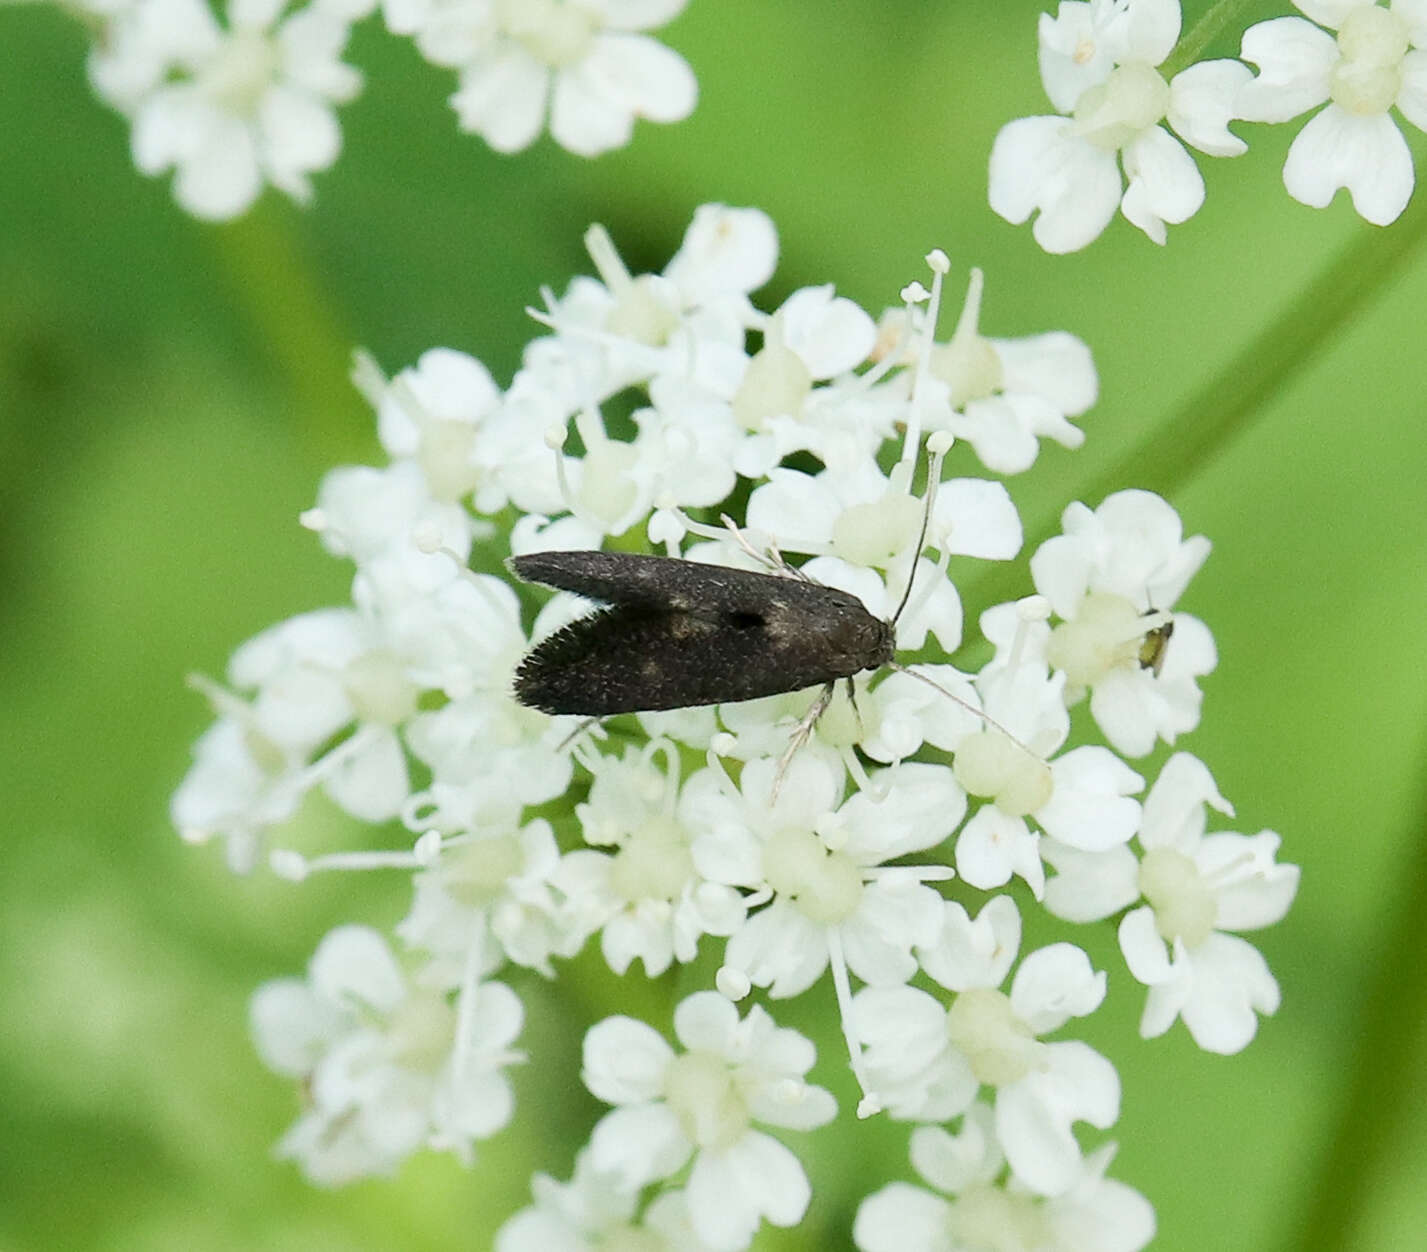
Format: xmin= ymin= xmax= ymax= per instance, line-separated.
xmin=451 ymin=925 xmax=487 ymax=1080
xmin=349 ymin=348 xmax=388 ymax=408
xmin=582 ymin=223 xmax=631 ymax=291
xmin=825 ymin=928 xmax=881 ymax=1117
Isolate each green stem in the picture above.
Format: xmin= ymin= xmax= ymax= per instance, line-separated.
xmin=1163 ymin=0 xmax=1258 ymax=77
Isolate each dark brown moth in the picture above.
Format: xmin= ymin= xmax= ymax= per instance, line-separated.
xmin=509 ymin=550 xmax=895 ymax=716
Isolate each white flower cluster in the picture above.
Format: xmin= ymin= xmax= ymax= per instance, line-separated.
xmin=173 ymin=204 xmax=1299 ymax=1249
xmin=991 ymin=0 xmax=1427 ymax=252
xmin=75 ymin=0 xmax=695 ymax=218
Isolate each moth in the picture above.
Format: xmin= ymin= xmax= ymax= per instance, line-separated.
xmin=508 ymin=549 xmax=895 ymax=719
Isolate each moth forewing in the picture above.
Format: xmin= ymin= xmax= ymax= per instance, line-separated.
xmin=508 ymin=550 xmax=896 ymax=716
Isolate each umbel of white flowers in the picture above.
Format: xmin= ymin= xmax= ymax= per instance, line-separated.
xmin=174 ymin=204 xmax=1298 ymax=1250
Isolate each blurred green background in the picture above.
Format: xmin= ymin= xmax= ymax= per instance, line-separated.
xmin=3 ymin=1 xmax=1425 ymax=1249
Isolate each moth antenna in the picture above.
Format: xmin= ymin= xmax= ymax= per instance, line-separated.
xmin=886 ymin=661 xmax=1043 ymax=765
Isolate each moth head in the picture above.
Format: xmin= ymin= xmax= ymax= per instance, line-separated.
xmin=817 ymin=599 xmax=896 ymax=674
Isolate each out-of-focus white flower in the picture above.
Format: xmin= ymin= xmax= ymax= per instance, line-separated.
xmin=92 ymin=0 xmax=372 ymax=219
xmin=1239 ymin=0 xmax=1427 ymax=224
xmin=990 ymin=0 xmax=1250 ymax=251
xmin=404 ymin=0 xmax=698 ymax=156
xmin=853 ymin=1104 xmax=1155 ymax=1252
xmin=251 ymin=925 xmax=523 ymax=1183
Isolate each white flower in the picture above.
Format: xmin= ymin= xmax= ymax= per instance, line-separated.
xmin=496 ymin=1150 xmax=724 ymax=1251
xmin=1116 ymin=754 xmax=1300 ymax=1054
xmin=853 ymin=1104 xmax=1155 ymax=1252
xmin=682 ymin=750 xmax=961 ymax=997
xmin=1020 ymin=488 xmax=1216 ymax=756
xmin=950 ymin=655 xmax=1142 ymax=899
xmin=990 ymin=0 xmax=1251 ymax=251
xmin=94 ymin=0 xmax=371 ymax=219
xmin=355 ymin=348 xmax=505 ymax=506
xmin=856 ymin=897 xmax=1118 ymax=1197
xmin=171 ymin=607 xmax=414 ymax=869
xmin=397 ymin=817 xmax=585 ymax=980
xmin=582 ymin=991 xmax=836 ymax=1250
xmin=251 ymin=925 xmax=523 ymax=1183
xmin=433 ymin=0 xmax=698 ymax=156
xmin=885 ymin=269 xmax=1097 ymax=474
xmin=552 ymin=742 xmax=747 ymax=976
xmin=1239 ymin=0 xmax=1427 ymax=224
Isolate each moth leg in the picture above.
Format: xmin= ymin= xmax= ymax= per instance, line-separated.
xmin=556 ymin=716 xmax=601 ymax=752
xmin=773 ymin=681 xmax=836 ymax=800
xmin=717 ymin=514 xmax=810 ymax=582
xmin=844 ymin=676 xmax=864 ymax=737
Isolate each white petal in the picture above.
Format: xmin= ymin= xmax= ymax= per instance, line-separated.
xmin=997 ymin=1041 xmax=1119 ymax=1196
xmin=1038 ymin=745 xmax=1143 ymax=852
xmin=994 ymin=330 xmax=1098 ymax=417
xmin=687 ymin=1132 xmax=811 ymax=1246
xmin=581 ymin=1015 xmax=675 ymax=1103
xmin=592 ymin=31 xmax=697 ymax=122
xmin=311 ymin=928 xmax=406 ymax=1014
xmin=724 ymin=903 xmax=828 ymax=997
xmin=1394 ymin=48 xmax=1427 ymax=132
xmin=843 ymin=882 xmax=945 ymax=985
xmin=1120 ymin=126 xmax=1205 ymax=244
xmin=1296 ymin=0 xmax=1360 ymax=27
xmin=1042 ymin=840 xmax=1142 ymax=923
xmin=1168 ymin=57 xmax=1251 ymax=155
xmin=1179 ymin=932 xmax=1281 ymax=1054
xmin=172 ymin=113 xmax=264 ymax=219
xmin=1238 ymin=17 xmax=1337 ymax=122
xmin=587 ymin=1103 xmax=691 ymax=1188
xmin=931 ymin=477 xmax=1023 ymax=558
xmin=776 ymin=285 xmax=877 ymax=379
xmin=450 ymin=49 xmax=549 ymax=152
xmin=1117 ymin=906 xmax=1174 ymax=985
xmin=853 ymin=1183 xmax=950 ymax=1252
xmin=989 ymin=116 xmax=1123 ymax=254
xmin=664 ymin=204 xmax=779 ymax=303
xmin=250 ymin=979 xmax=330 ymax=1075
xmin=1010 ymin=942 xmax=1107 ymax=1031
xmin=602 ymin=0 xmax=688 ymax=30
xmin=919 ymin=894 xmax=1022 ymax=992
xmin=1283 ymin=105 xmax=1414 ymax=224
xmin=671 ymin=989 xmax=740 ymax=1053
xmin=840 ymin=761 xmax=966 ymax=861
xmin=1209 ymin=837 xmax=1301 ymax=931
xmin=1140 ymin=751 xmax=1230 ymax=852
xmin=324 ymin=728 xmax=408 ymax=821
xmin=1116 ymin=0 xmax=1182 ymax=66
xmin=955 ymin=807 xmax=1025 ymax=892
